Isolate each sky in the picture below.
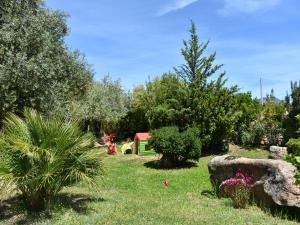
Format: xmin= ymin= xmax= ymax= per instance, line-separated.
xmin=46 ymin=0 xmax=300 ymax=99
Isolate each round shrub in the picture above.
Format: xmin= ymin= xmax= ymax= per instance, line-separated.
xmin=149 ymin=126 xmax=202 ymax=166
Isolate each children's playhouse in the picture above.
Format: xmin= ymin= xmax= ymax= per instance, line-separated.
xmin=134 ymin=133 xmax=155 ymax=156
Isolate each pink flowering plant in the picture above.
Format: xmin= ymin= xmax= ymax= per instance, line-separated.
xmin=220 ymin=170 xmax=254 ymax=208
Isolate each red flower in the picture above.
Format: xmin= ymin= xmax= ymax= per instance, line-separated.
xmin=220 ymin=170 xmax=254 ymax=195
xmin=224 ymin=178 xmax=237 ymax=187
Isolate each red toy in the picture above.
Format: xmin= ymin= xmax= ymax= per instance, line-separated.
xmin=107 ymin=143 xmax=117 ymax=155
xmin=106 ymin=133 xmax=115 ymax=142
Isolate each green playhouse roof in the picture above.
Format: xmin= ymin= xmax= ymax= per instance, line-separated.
xmin=135 ymin=133 xmax=151 ymax=141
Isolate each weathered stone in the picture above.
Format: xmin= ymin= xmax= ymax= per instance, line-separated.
xmin=208 ymin=155 xmax=300 ymax=213
xmin=269 ymin=146 xmax=288 ymax=160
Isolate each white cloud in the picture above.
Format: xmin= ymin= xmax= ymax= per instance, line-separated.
xmin=219 ymin=0 xmax=281 ymax=15
xmin=156 ymin=0 xmax=199 ymax=16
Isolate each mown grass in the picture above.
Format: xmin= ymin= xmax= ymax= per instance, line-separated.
xmin=0 ymin=146 xmax=298 ymax=225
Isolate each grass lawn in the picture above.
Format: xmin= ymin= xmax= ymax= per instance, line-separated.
xmin=1 ymin=146 xmax=298 ymax=225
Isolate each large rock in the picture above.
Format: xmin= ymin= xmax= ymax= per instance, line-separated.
xmin=208 ymin=155 xmax=300 ymax=213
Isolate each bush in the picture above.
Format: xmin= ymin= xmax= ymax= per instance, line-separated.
xmin=286 ymin=115 xmax=300 ymax=184
xmin=0 ymin=109 xmax=103 ymax=212
xmin=230 ymin=92 xmax=262 ymax=145
xmin=284 ymin=82 xmax=300 ymax=141
xmin=149 ymin=126 xmax=202 ymax=166
xmin=241 ymin=119 xmax=283 ymax=147
xmin=287 ymin=138 xmax=300 ymax=185
xmin=287 ymin=138 xmax=300 ymax=153
xmin=241 ymin=120 xmax=265 ymax=147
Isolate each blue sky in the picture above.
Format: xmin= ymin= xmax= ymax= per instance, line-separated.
xmin=46 ymin=0 xmax=300 ymax=99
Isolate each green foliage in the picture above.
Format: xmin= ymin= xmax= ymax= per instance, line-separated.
xmin=174 ymin=22 xmax=223 ymax=88
xmin=229 ymin=185 xmax=251 ymax=209
xmin=126 ymin=22 xmax=237 ymax=153
xmin=174 ymin=21 xmax=238 ymax=152
xmin=119 ymin=73 xmax=188 ymax=139
xmin=181 ymin=127 xmax=203 ymax=159
xmin=286 ymin=115 xmax=300 ymax=184
xmin=284 ymin=81 xmax=300 ymax=140
xmin=241 ymin=120 xmax=265 ymax=146
xmin=118 ymin=85 xmax=150 ymax=139
xmin=149 ymin=126 xmax=202 ymax=165
xmin=0 ymin=0 xmax=93 ymax=124
xmin=231 ymin=92 xmax=262 ymax=144
xmin=241 ymin=119 xmax=283 ymax=147
xmin=71 ymin=75 xmax=130 ymax=134
xmin=0 ymin=109 xmax=102 ymax=211
xmin=144 ymin=73 xmax=189 ymax=129
xmin=195 ymin=85 xmax=238 ymax=152
xmin=262 ymin=93 xmax=286 ymax=125
xmin=237 ymin=90 xmax=286 ymax=147
xmin=287 ymin=138 xmax=300 ymax=153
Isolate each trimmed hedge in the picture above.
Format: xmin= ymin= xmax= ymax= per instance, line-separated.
xmin=149 ymin=126 xmax=202 ymax=166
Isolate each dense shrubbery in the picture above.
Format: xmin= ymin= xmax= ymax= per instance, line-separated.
xmin=241 ymin=119 xmax=283 ymax=147
xmin=117 ymin=85 xmax=150 ymax=139
xmin=149 ymin=126 xmax=202 ymax=166
xmin=284 ymin=82 xmax=300 ymax=141
xmin=287 ymin=138 xmax=300 ymax=153
xmin=230 ymin=93 xmax=262 ymax=145
xmin=0 ymin=109 xmax=102 ymax=211
xmin=121 ymin=71 xmax=296 ymax=152
xmin=145 ymin=74 xmax=189 ymax=130
xmin=240 ymin=120 xmax=265 ymax=147
xmin=233 ymin=90 xmax=286 ymax=147
xmin=286 ymin=115 xmax=300 ymax=184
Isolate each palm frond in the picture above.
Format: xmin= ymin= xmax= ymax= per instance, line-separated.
xmin=0 ymin=109 xmax=103 ymax=211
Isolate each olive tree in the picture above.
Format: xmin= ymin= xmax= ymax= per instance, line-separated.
xmin=72 ymin=75 xmax=130 ymax=134
xmin=0 ymin=0 xmax=93 ymax=124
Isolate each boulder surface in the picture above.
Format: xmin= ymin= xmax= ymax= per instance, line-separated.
xmin=208 ymin=155 xmax=300 ymax=212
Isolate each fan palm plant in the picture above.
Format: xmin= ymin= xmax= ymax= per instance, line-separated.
xmin=0 ymin=109 xmax=103 ymax=211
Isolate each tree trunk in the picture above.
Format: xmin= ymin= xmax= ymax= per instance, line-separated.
xmin=23 ymin=194 xmax=46 ymax=212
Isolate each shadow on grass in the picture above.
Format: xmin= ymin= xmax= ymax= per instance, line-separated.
xmin=144 ymin=160 xmax=198 ymax=170
xmin=53 ymin=193 xmax=105 ymax=214
xmin=257 ymin=202 xmax=300 ymax=223
xmin=0 ymin=193 xmax=105 ymax=225
xmin=201 ymin=190 xmax=218 ymax=199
